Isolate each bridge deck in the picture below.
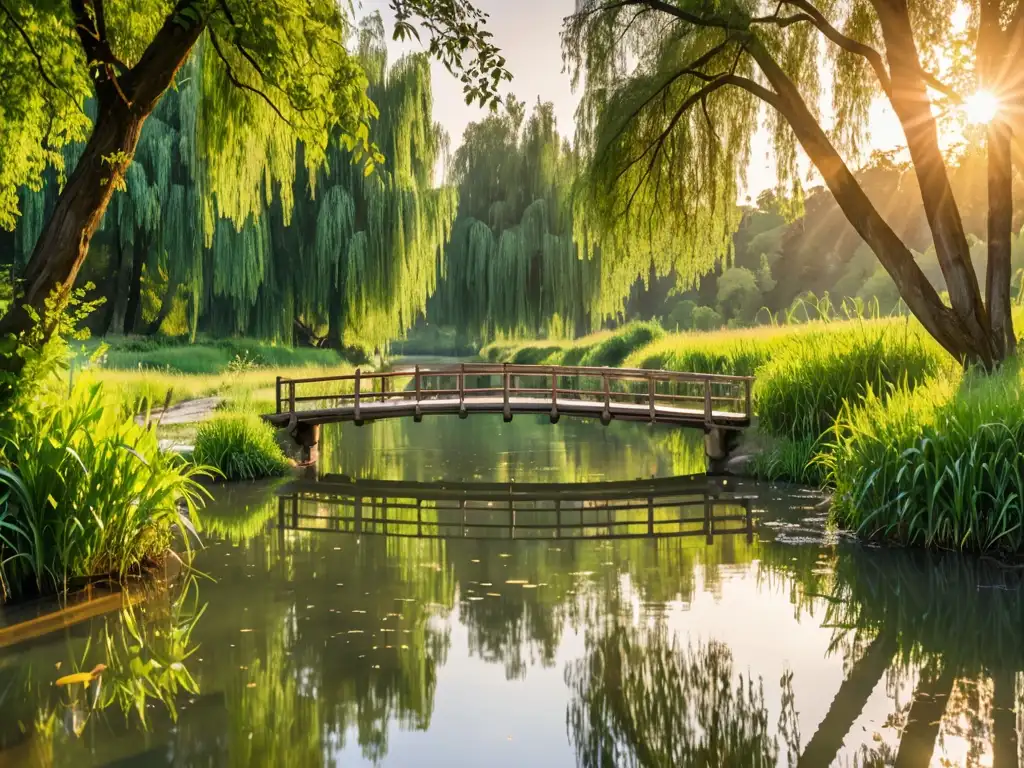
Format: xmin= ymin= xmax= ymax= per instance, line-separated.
xmin=264 ymin=395 xmax=748 ymax=428
xmin=265 ymin=363 xmax=754 ymax=431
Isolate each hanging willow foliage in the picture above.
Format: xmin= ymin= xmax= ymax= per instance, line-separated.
xmin=195 ymin=16 xmax=455 ymax=348
xmin=2 ymin=15 xmax=454 ymax=348
xmin=430 ymin=100 xmax=609 ymax=341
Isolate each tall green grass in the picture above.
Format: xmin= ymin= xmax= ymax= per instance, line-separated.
xmin=193 ymin=413 xmax=292 ymax=481
xmin=826 ymin=361 xmax=1024 ymax=554
xmin=0 ymin=384 xmax=211 ymax=602
xmin=754 ymin=321 xmax=944 ymax=440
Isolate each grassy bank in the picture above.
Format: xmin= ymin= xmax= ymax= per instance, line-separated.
xmin=485 ymin=316 xmax=1024 ymax=555
xmin=0 ymin=379 xmax=210 ymax=604
xmin=78 ymin=335 xmax=366 ymax=375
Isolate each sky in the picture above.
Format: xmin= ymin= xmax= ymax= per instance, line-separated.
xmin=360 ymin=0 xmax=580 ymax=151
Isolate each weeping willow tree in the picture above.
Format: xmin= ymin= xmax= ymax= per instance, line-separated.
xmin=196 ymin=17 xmax=457 ymax=348
xmin=0 ymin=0 xmax=509 ymax=372
xmin=565 ymin=0 xmax=1024 ymax=368
xmin=430 ymin=99 xmax=611 ymax=342
xmin=3 ymin=18 xmax=456 ymax=348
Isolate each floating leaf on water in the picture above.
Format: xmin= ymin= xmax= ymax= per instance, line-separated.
xmin=506 ymin=580 xmax=528 ymax=585
xmin=522 ymin=584 xmax=538 ymax=589
xmin=352 ymin=610 xmax=366 ymax=614
xmin=471 ymin=559 xmax=481 ymax=563
xmin=480 ymin=582 xmax=492 ymax=587
xmin=246 ymin=683 xmax=257 ymax=689
xmin=487 ymin=593 xmax=501 ymax=597
xmin=467 ymin=596 xmax=484 ymax=601
xmin=499 ymin=554 xmax=511 ymax=558
xmin=239 ymin=628 xmax=254 ymax=633
xmin=347 ymin=630 xmax=364 ymax=634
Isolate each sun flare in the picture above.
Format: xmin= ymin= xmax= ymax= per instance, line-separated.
xmin=964 ymin=90 xmax=999 ymax=124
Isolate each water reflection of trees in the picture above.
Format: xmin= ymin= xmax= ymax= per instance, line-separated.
xmin=320 ymin=415 xmax=706 ymax=483
xmin=565 ymin=624 xmax=799 ymax=767
xmin=8 ymin=481 xmax=1024 ymax=767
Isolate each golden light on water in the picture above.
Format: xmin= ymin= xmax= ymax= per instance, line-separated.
xmin=964 ymin=90 xmax=999 ymax=124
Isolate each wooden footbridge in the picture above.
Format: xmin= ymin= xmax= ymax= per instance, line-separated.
xmin=266 ymin=363 xmax=752 ymax=438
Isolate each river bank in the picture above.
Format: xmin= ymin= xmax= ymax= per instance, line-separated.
xmin=485 ymin=314 xmax=1024 ymax=556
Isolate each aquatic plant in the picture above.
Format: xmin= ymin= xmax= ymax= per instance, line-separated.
xmin=826 ymin=361 xmax=1024 ymax=554
xmin=0 ymin=384 xmax=210 ymax=603
xmin=193 ymin=413 xmax=292 ymax=481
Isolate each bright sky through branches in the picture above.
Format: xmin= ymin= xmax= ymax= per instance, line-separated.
xmin=366 ymin=0 xmax=984 ymax=199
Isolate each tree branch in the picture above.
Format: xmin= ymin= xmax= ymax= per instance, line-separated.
xmin=0 ymin=2 xmax=59 ymax=91
xmin=208 ymin=31 xmax=294 ymax=128
xmin=780 ymin=0 xmax=891 ymax=96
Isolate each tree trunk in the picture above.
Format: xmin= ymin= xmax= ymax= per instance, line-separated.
xmin=147 ymin=267 xmax=183 ymax=335
xmin=0 ymin=4 xmax=204 ymax=370
xmin=873 ymin=1 xmax=995 ymax=364
xmin=747 ymin=38 xmax=985 ymax=365
xmin=101 ymin=231 xmax=128 ymax=335
xmin=980 ymin=0 xmax=1018 ymax=359
xmin=991 ymin=669 xmax=1019 ymax=768
xmin=123 ymin=229 xmax=150 ymax=335
xmin=893 ymin=664 xmax=955 ymax=767
xmin=798 ymin=632 xmax=897 ymax=767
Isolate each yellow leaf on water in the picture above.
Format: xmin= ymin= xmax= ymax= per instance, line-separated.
xmin=506 ymin=580 xmax=528 ymax=585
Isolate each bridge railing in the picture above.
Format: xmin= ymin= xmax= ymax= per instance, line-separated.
xmin=274 ymin=363 xmax=753 ymax=427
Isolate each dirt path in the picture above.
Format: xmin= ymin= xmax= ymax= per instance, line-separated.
xmin=136 ymin=397 xmax=224 ymax=426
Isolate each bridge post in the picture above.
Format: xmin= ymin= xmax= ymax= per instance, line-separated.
xmin=503 ymin=363 xmax=512 ymax=422
xmin=275 ymin=376 xmax=282 ymax=415
xmin=414 ymin=365 xmax=422 ymax=423
xmin=287 ymin=381 xmax=297 ymax=431
xmin=648 ymin=374 xmax=656 ymax=424
xmin=354 ymin=369 xmax=362 ymax=426
xmin=600 ymin=373 xmax=611 ymax=425
xmin=459 ymin=364 xmax=468 ymax=419
xmin=705 ymin=427 xmax=741 ymax=475
xmin=550 ymin=367 xmax=559 ymax=424
xmin=291 ymin=422 xmax=320 ymax=465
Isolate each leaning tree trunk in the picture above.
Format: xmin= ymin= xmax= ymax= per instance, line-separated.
xmin=747 ymin=39 xmax=990 ymax=367
xmin=0 ymin=6 xmax=204 ymax=371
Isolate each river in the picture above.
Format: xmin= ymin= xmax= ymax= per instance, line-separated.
xmin=0 ymin=415 xmax=1022 ymax=766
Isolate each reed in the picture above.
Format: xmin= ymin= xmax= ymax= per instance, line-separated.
xmin=825 ymin=360 xmax=1024 ymax=554
xmin=0 ymin=383 xmax=211 ymax=603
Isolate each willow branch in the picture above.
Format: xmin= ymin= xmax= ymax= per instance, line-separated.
xmin=208 ymin=30 xmax=294 ymax=127
xmin=780 ymin=0 xmax=891 ymax=95
xmin=0 ymin=2 xmax=59 ymax=90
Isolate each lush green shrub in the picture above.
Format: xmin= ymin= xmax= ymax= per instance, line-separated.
xmin=511 ymin=345 xmax=564 ymax=364
xmin=193 ymin=413 xmax=291 ymax=481
xmin=580 ymin=322 xmax=665 ymax=367
xmin=754 ymin=321 xmax=943 ymax=440
xmin=0 ymin=384 xmax=210 ymax=603
xmin=826 ymin=361 xmax=1024 ymax=554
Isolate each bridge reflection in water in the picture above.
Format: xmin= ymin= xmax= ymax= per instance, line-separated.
xmin=276 ymin=475 xmax=759 ymax=542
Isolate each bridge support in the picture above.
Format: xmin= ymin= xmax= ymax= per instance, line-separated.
xmin=705 ymin=427 xmax=741 ymax=475
xmin=289 ymin=423 xmax=320 ymax=466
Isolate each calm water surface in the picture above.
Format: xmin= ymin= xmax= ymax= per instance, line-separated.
xmin=1 ymin=416 xmax=1022 ymax=767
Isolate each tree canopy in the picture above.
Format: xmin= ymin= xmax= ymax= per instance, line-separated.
xmin=0 ymin=0 xmax=509 ymax=359
xmin=565 ymin=0 xmax=1024 ymax=366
